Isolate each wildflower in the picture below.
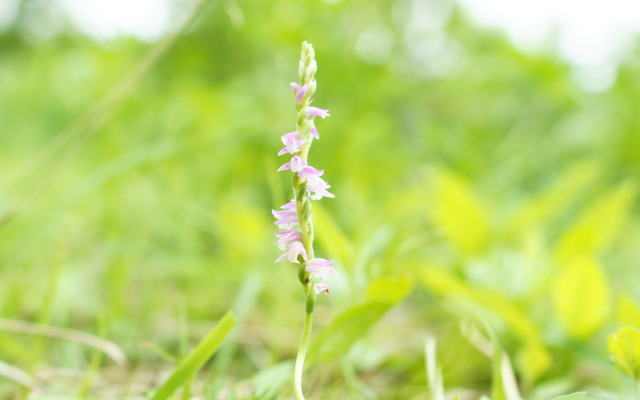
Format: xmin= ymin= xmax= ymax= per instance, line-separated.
xmin=275 ymin=241 xmax=307 ymax=263
xmin=310 ymin=124 xmax=320 ymax=139
xmin=278 ymin=131 xmax=305 ymax=156
xmin=272 ymin=41 xmax=336 ymax=400
xmin=306 ymin=106 xmax=330 ymax=118
xmin=306 ymin=175 xmax=335 ymax=200
xmin=298 ymin=165 xmax=323 ymax=180
xmin=313 ymin=283 xmax=330 ymax=295
xmin=289 ymin=82 xmax=309 ymax=104
xmin=305 ymin=258 xmax=336 ymax=277
xmin=276 ymin=229 xmax=302 ymax=250
xmin=278 ymin=155 xmax=307 ymax=172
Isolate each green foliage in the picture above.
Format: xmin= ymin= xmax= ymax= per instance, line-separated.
xmin=151 ymin=311 xmax=236 ymax=400
xmin=552 ymin=257 xmax=611 ymax=339
xmin=309 ymin=278 xmax=410 ymax=362
xmin=608 ymin=327 xmax=640 ymax=381
xmin=432 ymin=169 xmax=491 ymax=254
xmin=554 ymin=182 xmax=636 ymax=262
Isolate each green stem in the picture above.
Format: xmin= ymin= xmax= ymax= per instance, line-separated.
xmin=294 ymin=285 xmax=315 ymax=400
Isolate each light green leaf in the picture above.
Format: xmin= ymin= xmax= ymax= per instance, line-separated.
xmin=517 ymin=344 xmax=551 ymax=383
xmin=314 ymin=203 xmax=354 ymax=268
xmin=491 ymin=342 xmax=506 ymax=400
xmin=309 ymin=280 xmax=409 ymax=362
xmin=151 ymin=311 xmax=236 ymax=400
xmin=552 ymin=257 xmax=610 ymax=339
xmin=608 ymin=326 xmax=640 ymax=381
xmin=555 ymin=182 xmax=635 ymax=262
xmin=617 ymin=295 xmax=640 ymax=328
xmin=419 ymin=266 xmax=544 ymax=347
xmin=365 ymin=276 xmax=413 ymax=303
xmin=432 ymin=169 xmax=491 ymax=254
xmin=509 ymin=161 xmax=598 ymax=235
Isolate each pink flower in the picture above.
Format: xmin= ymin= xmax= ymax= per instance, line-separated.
xmin=278 ymin=131 xmax=305 ymax=156
xmin=276 ymin=229 xmax=302 ymax=250
xmin=290 ymin=82 xmax=309 ymax=104
xmin=310 ymin=123 xmax=320 ymax=139
xmin=314 ymin=283 xmax=331 ymax=295
xmin=305 ymin=258 xmax=336 ymax=276
xmin=306 ymin=175 xmax=335 ymax=200
xmin=275 ymin=241 xmax=307 ymax=263
xmin=272 ymin=200 xmax=299 ymax=227
xmin=307 ymin=107 xmax=330 ymax=118
xmin=278 ymin=156 xmax=306 ymax=173
xmin=299 ymin=166 xmax=323 ymax=180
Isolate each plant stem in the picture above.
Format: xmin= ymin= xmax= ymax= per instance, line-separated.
xmin=294 ymin=284 xmax=315 ymax=400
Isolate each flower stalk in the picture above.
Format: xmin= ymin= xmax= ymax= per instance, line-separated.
xmin=272 ymin=41 xmax=335 ymax=400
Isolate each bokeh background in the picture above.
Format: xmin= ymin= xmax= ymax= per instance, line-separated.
xmin=2 ymin=0 xmax=640 ymax=398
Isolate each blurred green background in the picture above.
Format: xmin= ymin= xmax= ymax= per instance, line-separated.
xmin=2 ymin=0 xmax=640 ymax=398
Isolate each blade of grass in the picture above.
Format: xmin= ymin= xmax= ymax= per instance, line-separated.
xmin=0 ymin=361 xmax=41 ymax=390
xmin=0 ymin=318 xmax=125 ymax=364
xmin=150 ymin=311 xmax=236 ymax=400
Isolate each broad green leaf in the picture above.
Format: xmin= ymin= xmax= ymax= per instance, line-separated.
xmin=552 ymin=257 xmax=610 ymax=339
xmin=617 ymin=295 xmax=640 ymax=328
xmin=550 ymin=393 xmax=587 ymax=400
xmin=151 ymin=311 xmax=236 ymax=400
xmin=313 ymin=203 xmax=354 ymax=268
xmin=420 ymin=266 xmax=544 ymax=347
xmin=365 ymin=277 xmax=413 ymax=303
xmin=509 ymin=161 xmax=598 ymax=234
xmin=555 ymin=182 xmax=635 ymax=262
xmin=517 ymin=344 xmax=551 ymax=383
xmin=608 ymin=326 xmax=640 ymax=381
xmin=419 ymin=266 xmax=551 ymax=380
xmin=432 ymin=169 xmax=490 ymax=254
xmin=309 ymin=280 xmax=409 ymax=362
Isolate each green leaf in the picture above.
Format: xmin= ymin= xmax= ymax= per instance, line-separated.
xmin=365 ymin=277 xmax=413 ymax=303
xmin=419 ymin=266 xmax=544 ymax=347
xmin=432 ymin=169 xmax=491 ymax=254
xmin=517 ymin=344 xmax=551 ymax=383
xmin=491 ymin=342 xmax=506 ymax=400
xmin=509 ymin=161 xmax=598 ymax=235
xmin=552 ymin=257 xmax=611 ymax=339
xmin=555 ymin=182 xmax=635 ymax=262
xmin=617 ymin=295 xmax=640 ymax=328
xmin=151 ymin=311 xmax=236 ymax=400
xmin=313 ymin=203 xmax=354 ymax=268
xmin=608 ymin=326 xmax=640 ymax=381
xmin=549 ymin=393 xmax=588 ymax=400
xmin=309 ymin=280 xmax=409 ymax=362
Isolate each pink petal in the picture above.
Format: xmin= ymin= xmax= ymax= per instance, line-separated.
xmin=314 ymin=283 xmax=331 ymax=295
xmin=299 ymin=166 xmax=324 ymax=180
xmin=307 ymin=107 xmax=330 ymax=118
xmin=310 ymin=125 xmax=320 ymax=139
